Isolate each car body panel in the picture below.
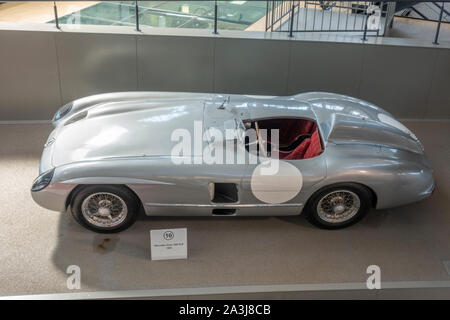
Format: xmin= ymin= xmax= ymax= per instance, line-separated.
xmin=32 ymin=91 xmax=434 ymax=217
xmin=51 ymin=100 xmax=204 ymax=168
xmin=52 ymin=91 xmax=214 ymax=126
xmin=320 ymin=143 xmax=433 ymax=209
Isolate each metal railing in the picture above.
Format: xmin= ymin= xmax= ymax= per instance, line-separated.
xmin=51 ymin=0 xmax=223 ymax=33
xmin=433 ymin=1 xmax=445 ymax=44
xmin=266 ymin=1 xmax=393 ymax=36
xmin=47 ymin=1 xmax=447 ymax=45
xmin=265 ymin=0 xmax=296 ymax=31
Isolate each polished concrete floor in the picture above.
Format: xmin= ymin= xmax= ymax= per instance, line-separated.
xmin=0 ymin=121 xmax=449 ymax=297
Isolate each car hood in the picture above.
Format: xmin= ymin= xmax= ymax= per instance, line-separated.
xmin=295 ymin=92 xmax=423 ymax=154
xmin=50 ymin=100 xmax=204 ymax=167
xmin=53 ymin=91 xmax=214 ymax=127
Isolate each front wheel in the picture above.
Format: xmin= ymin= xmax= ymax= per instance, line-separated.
xmin=71 ymin=185 xmax=140 ymax=233
xmin=304 ymin=183 xmax=372 ymax=229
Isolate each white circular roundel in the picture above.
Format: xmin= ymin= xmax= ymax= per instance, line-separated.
xmin=378 ymin=113 xmax=417 ymax=140
xmin=250 ymin=160 xmax=303 ymax=204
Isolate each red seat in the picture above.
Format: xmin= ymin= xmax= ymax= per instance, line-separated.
xmin=303 ymin=121 xmax=314 ymax=134
xmin=277 ymin=149 xmax=291 ymax=159
xmin=303 ymin=130 xmax=323 ymax=159
xmin=279 ymin=119 xmax=315 ymax=146
xmin=283 ymin=138 xmax=311 ymax=160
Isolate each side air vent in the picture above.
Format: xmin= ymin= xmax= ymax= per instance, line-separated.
xmin=212 ymin=208 xmax=236 ymax=215
xmin=210 ymin=183 xmax=238 ymax=203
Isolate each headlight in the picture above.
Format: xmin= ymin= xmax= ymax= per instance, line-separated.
xmin=31 ymin=169 xmax=54 ymax=192
xmin=53 ymin=102 xmax=73 ymax=121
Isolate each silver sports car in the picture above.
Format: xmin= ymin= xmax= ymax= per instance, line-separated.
xmin=31 ymin=92 xmax=434 ymax=233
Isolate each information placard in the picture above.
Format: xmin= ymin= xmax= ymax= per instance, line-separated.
xmin=150 ymin=228 xmax=187 ymax=260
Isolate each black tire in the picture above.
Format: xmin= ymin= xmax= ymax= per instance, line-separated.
xmin=304 ymin=183 xmax=372 ymax=229
xmin=71 ymin=185 xmax=140 ymax=233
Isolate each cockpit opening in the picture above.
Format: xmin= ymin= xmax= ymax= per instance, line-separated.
xmin=243 ymin=118 xmax=323 ymax=160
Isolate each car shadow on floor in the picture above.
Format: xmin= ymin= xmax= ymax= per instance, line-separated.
xmin=50 ymin=210 xmax=296 ymax=291
xmin=50 ymin=191 xmax=440 ymax=292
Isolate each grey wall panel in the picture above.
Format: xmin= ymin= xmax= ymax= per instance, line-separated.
xmin=287 ymin=41 xmax=364 ymax=97
xmin=0 ymin=27 xmax=449 ymax=121
xmin=426 ymin=50 xmax=450 ymax=119
xmin=137 ymin=35 xmax=214 ymax=92
xmin=56 ymin=32 xmax=138 ymax=105
xmin=214 ymin=38 xmax=290 ymax=95
xmin=0 ymin=30 xmax=61 ymax=120
xmin=359 ymin=45 xmax=436 ymax=118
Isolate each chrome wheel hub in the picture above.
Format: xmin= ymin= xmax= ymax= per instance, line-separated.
xmin=81 ymin=192 xmax=127 ymax=228
xmin=333 ymin=204 xmax=345 ymax=214
xmin=317 ymin=190 xmax=361 ymax=224
xmin=97 ymin=207 xmax=111 ymax=217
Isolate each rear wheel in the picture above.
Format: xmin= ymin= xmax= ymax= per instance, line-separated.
xmin=304 ymin=183 xmax=372 ymax=229
xmin=71 ymin=185 xmax=139 ymax=233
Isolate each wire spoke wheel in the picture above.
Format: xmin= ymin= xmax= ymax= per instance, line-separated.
xmin=317 ymin=190 xmax=361 ymax=224
xmin=81 ymin=192 xmax=128 ymax=228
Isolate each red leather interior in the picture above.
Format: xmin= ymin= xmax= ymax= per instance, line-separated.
xmin=279 ymin=119 xmax=314 ymax=146
xmin=279 ymin=119 xmax=298 ymax=143
xmin=259 ymin=118 xmax=316 ymax=147
xmin=277 ymin=150 xmax=291 ymax=158
xmin=283 ymin=138 xmax=311 ymax=160
xmin=303 ymin=121 xmax=314 ymax=134
xmin=303 ymin=130 xmax=323 ymax=159
xmin=251 ymin=118 xmax=323 ymax=160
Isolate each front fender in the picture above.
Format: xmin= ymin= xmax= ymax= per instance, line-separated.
xmin=31 ymin=182 xmax=77 ymax=212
